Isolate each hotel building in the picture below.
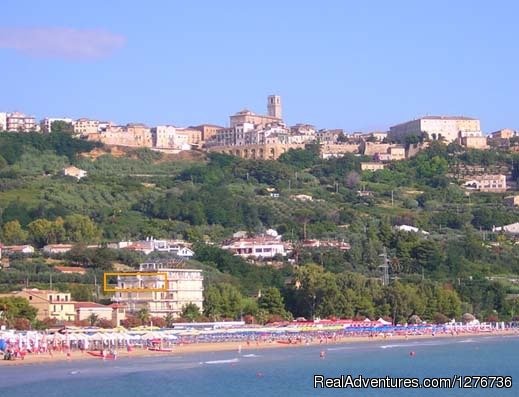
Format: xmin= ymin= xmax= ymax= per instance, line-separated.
xmin=112 ymin=263 xmax=203 ymax=318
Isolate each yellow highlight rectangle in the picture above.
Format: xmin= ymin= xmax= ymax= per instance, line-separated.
xmin=103 ymin=272 xmax=168 ymax=293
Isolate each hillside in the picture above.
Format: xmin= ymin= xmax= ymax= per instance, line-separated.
xmin=2 ymin=133 xmax=519 ymax=326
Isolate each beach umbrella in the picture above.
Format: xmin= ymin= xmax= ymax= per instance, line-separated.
xmin=141 ymin=332 xmax=160 ymax=340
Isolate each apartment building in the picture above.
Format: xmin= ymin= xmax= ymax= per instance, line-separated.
xmin=190 ymin=124 xmax=225 ymax=143
xmin=490 ymin=128 xmax=515 ymax=139
xmin=112 ymin=263 xmax=203 ymax=318
xmin=6 ymin=112 xmax=37 ymax=132
xmin=0 ymin=289 xmax=75 ymax=321
xmin=74 ymin=118 xmax=100 ymax=135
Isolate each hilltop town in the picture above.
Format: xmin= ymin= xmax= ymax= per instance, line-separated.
xmin=2 ymin=95 xmax=516 ymax=161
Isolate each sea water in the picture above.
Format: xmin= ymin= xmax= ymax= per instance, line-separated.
xmin=1 ymin=336 xmax=517 ymax=396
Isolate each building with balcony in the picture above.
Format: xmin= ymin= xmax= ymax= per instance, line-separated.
xmin=74 ymin=118 xmax=100 ymax=135
xmin=6 ymin=112 xmax=37 ymax=132
xmin=112 ymin=264 xmax=203 ymax=318
xmin=0 ymin=289 xmax=76 ymax=321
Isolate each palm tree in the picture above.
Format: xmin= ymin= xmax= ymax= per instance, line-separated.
xmin=137 ymin=308 xmax=150 ymax=326
xmin=164 ymin=312 xmax=175 ymax=328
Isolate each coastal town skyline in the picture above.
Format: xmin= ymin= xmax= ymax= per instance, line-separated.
xmin=1 ymin=1 xmax=519 ymax=131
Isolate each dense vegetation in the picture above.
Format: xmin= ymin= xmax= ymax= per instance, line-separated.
xmin=2 ymin=132 xmax=519 ymax=328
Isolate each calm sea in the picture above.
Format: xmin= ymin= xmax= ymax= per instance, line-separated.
xmin=1 ymin=336 xmax=517 ymax=396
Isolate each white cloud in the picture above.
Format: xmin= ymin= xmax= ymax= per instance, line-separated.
xmin=0 ymin=27 xmax=126 ymax=60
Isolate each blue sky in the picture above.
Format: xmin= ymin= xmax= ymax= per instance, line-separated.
xmin=0 ymin=0 xmax=517 ymax=132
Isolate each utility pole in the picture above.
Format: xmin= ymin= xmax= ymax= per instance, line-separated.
xmin=288 ymin=179 xmax=291 ymax=191
xmin=379 ymin=247 xmax=390 ymax=286
xmin=94 ymin=274 xmax=98 ymax=302
xmin=391 ymin=190 xmax=394 ymax=207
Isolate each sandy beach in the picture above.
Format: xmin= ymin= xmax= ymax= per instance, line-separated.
xmin=2 ymin=329 xmax=517 ymax=367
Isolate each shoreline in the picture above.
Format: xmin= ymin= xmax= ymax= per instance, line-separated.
xmin=2 ymin=329 xmax=517 ymax=367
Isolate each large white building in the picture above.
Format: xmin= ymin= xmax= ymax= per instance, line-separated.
xmin=151 ymin=125 xmax=194 ymax=150
xmin=389 ymin=116 xmax=481 ymax=143
xmin=221 ymin=236 xmax=289 ymax=259
xmin=113 ymin=263 xmax=203 ymax=318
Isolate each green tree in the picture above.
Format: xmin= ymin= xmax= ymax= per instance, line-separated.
xmin=27 ymin=217 xmax=66 ymax=246
xmin=0 ymin=154 xmax=7 ymax=170
xmin=69 ymin=284 xmax=93 ymax=302
xmin=258 ymin=287 xmax=287 ymax=317
xmin=1 ymin=220 xmax=28 ymax=244
xmin=287 ymin=264 xmax=344 ymax=319
xmin=0 ymin=296 xmax=38 ymax=326
xmin=27 ymin=218 xmax=55 ymax=246
xmin=50 ymin=120 xmax=74 ymax=134
xmin=181 ymin=303 xmax=201 ymax=322
xmin=64 ymin=214 xmax=101 ymax=243
xmin=203 ymin=283 xmax=244 ymax=320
